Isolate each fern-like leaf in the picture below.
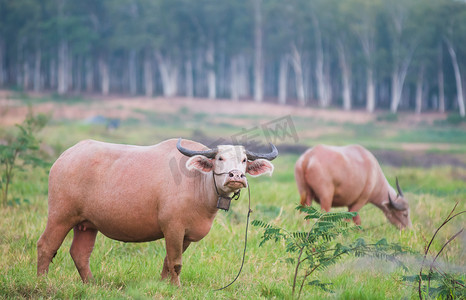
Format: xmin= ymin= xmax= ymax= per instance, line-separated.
xmin=308 ymin=280 xmax=334 ymax=292
xmin=297 ymin=205 xmax=322 ymax=219
xmin=251 ymin=219 xmax=272 ymax=229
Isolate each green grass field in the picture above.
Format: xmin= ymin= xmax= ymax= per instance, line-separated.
xmin=1 ymin=96 xmax=465 ymax=299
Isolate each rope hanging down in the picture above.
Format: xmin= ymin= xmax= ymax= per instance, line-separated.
xmin=214 ymin=184 xmax=252 ymax=291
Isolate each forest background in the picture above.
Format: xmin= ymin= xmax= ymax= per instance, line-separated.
xmin=0 ymin=0 xmax=465 ymax=117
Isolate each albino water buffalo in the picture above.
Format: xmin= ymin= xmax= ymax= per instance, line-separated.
xmin=295 ymin=144 xmax=411 ymax=229
xmin=37 ymin=138 xmax=277 ymax=286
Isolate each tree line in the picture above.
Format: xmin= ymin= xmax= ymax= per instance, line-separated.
xmin=0 ymin=0 xmax=465 ymax=116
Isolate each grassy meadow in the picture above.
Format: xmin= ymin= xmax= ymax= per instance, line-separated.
xmin=0 ymin=94 xmax=465 ymax=299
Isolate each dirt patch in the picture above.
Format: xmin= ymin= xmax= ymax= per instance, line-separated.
xmin=1 ymin=90 xmax=463 ymax=169
xmin=372 ymin=150 xmax=466 ymax=168
xmin=0 ymin=98 xmax=149 ymax=126
xmin=2 ymin=91 xmax=444 ymax=126
xmin=399 ymin=143 xmax=453 ymax=152
xmin=275 ymin=143 xmax=466 ymax=168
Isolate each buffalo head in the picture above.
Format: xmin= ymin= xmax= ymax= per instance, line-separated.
xmin=384 ymin=178 xmax=411 ymax=229
xmin=177 ymin=138 xmax=277 ymax=195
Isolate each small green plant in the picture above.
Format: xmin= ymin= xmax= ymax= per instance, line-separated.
xmin=178 ymin=106 xmax=190 ymax=115
xmin=376 ymin=112 xmax=399 ymax=122
xmin=433 ymin=113 xmax=466 ymax=126
xmin=403 ymin=202 xmax=465 ymax=299
xmin=253 ymin=205 xmax=407 ymax=299
xmin=445 ymin=113 xmax=465 ymax=126
xmin=0 ymin=110 xmax=49 ymax=206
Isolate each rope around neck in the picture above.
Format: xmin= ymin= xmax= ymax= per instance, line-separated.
xmin=212 ymin=171 xmax=241 ymax=200
xmin=214 ymin=183 xmax=252 ymax=291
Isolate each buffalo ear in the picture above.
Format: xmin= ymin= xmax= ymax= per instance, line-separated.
xmin=246 ymin=159 xmax=274 ymax=177
xmin=186 ymin=155 xmax=214 ymax=173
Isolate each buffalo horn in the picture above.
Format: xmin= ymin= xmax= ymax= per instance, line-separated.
xmin=245 ymin=143 xmax=279 ymax=161
xmin=388 ymin=193 xmax=406 ymax=211
xmin=396 ymin=177 xmax=404 ymax=197
xmin=176 ymin=138 xmax=218 ymax=158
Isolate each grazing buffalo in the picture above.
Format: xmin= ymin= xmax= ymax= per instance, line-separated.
xmin=294 ymin=144 xmax=411 ymax=229
xmin=37 ymin=138 xmax=277 ymax=286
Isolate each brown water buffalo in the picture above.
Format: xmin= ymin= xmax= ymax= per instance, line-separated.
xmin=295 ymin=144 xmax=411 ymax=229
xmin=37 ymin=138 xmax=277 ymax=286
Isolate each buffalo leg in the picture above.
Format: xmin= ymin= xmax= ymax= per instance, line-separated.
xmin=295 ymin=165 xmax=312 ymax=206
xmin=161 ymin=233 xmax=191 ymax=286
xmin=348 ymin=203 xmax=364 ymax=225
xmin=312 ymin=186 xmax=334 ymax=213
xmin=70 ymin=226 xmax=98 ymax=283
xmin=304 ymin=169 xmax=334 ymax=212
xmin=37 ymin=220 xmax=73 ymax=276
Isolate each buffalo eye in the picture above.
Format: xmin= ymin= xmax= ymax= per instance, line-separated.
xmin=218 ymin=157 xmax=224 ymax=161
xmin=242 ymin=158 xmax=247 ymax=163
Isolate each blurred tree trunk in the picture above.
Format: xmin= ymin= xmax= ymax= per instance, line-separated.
xmin=324 ymin=57 xmax=332 ymax=106
xmin=366 ymin=68 xmax=375 ymax=112
xmin=33 ymin=48 xmax=41 ymax=92
xmin=238 ymin=54 xmax=250 ymax=99
xmin=390 ymin=52 xmax=413 ymax=113
xmin=50 ymin=59 xmax=56 ymax=90
xmin=304 ymin=62 xmax=313 ymax=103
xmin=185 ymin=59 xmax=193 ymax=98
xmin=253 ymin=0 xmax=264 ymax=102
xmin=312 ymin=14 xmax=329 ymax=108
xmin=194 ymin=51 xmax=204 ymax=97
xmin=75 ymin=55 xmax=82 ymax=92
xmin=291 ymin=44 xmax=305 ymax=106
xmin=230 ymin=54 xmax=251 ymax=101
xmin=56 ymin=0 xmax=69 ymax=94
xmin=349 ymin=0 xmax=380 ymax=113
xmin=387 ymin=1 xmax=416 ymax=113
xmin=217 ymin=49 xmax=227 ymax=98
xmin=23 ymin=59 xmax=30 ymax=90
xmin=337 ymin=40 xmax=352 ymax=111
xmin=129 ymin=49 xmax=137 ymax=95
xmin=206 ymin=41 xmax=216 ymax=100
xmin=16 ymin=42 xmax=22 ymax=87
xmin=437 ymin=44 xmax=445 ymax=113
xmin=278 ymin=55 xmax=288 ymax=105
xmin=57 ymin=41 xmax=68 ymax=95
xmin=445 ymin=38 xmax=465 ymax=117
xmin=230 ymin=56 xmax=239 ymax=101
xmin=143 ymin=50 xmax=153 ymax=97
xmin=315 ymin=37 xmax=325 ymax=106
xmin=390 ymin=71 xmax=400 ymax=112
xmin=99 ymin=55 xmax=109 ymax=95
xmin=415 ymin=64 xmax=425 ymax=114
xmin=85 ymin=57 xmax=94 ymax=93
xmin=0 ymin=37 xmax=5 ymax=86
xmin=155 ymin=51 xmax=178 ymax=97
xmin=67 ymin=50 xmax=73 ymax=91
